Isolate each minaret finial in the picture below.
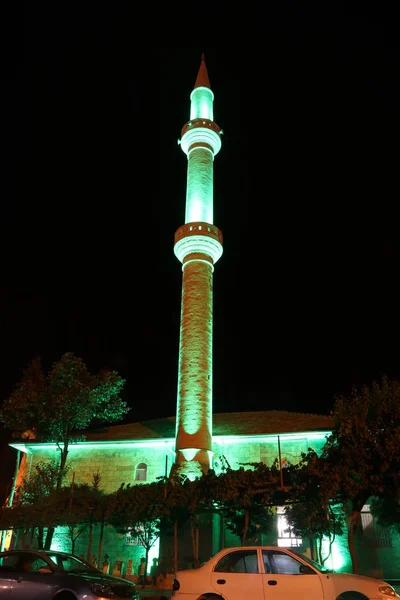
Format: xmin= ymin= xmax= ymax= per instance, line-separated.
xmin=194 ymin=53 xmax=211 ymax=89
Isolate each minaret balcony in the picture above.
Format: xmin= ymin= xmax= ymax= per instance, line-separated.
xmin=180 ymin=119 xmax=222 ymax=156
xmin=174 ymin=222 xmax=223 ymax=265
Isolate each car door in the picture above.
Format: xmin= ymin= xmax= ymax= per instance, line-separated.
xmin=0 ymin=552 xmax=17 ymax=598
xmin=9 ymin=553 xmax=53 ymax=599
xmin=211 ymin=549 xmax=264 ymax=600
xmin=262 ymin=550 xmax=324 ymax=600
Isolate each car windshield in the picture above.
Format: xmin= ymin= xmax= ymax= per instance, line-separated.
xmin=289 ymin=550 xmax=331 ymax=573
xmin=47 ymin=553 xmax=99 ymax=573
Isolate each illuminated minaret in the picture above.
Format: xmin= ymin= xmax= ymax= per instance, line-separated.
xmin=174 ymin=54 xmax=223 ymax=479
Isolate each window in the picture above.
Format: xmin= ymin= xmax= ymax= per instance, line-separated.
xmin=361 ymin=505 xmax=392 ymax=548
xmin=214 ymin=550 xmax=259 ymax=574
xmin=262 ymin=550 xmax=311 ymax=575
xmin=277 ymin=507 xmax=302 ymax=547
xmin=126 ymin=533 xmax=142 ymax=546
xmin=135 ymin=463 xmax=147 ymax=481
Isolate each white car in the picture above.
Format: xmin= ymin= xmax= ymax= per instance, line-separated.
xmin=172 ymin=546 xmax=399 ymax=600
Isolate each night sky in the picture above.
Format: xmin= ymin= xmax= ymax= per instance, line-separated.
xmin=1 ymin=3 xmax=399 ymax=499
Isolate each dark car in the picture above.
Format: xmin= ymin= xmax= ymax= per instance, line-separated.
xmin=0 ymin=549 xmax=139 ymax=599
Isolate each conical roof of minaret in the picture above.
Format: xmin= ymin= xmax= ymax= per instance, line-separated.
xmin=194 ymin=53 xmax=211 ymax=89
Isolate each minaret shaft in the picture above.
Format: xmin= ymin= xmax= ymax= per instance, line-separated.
xmin=176 ymin=259 xmax=213 ymax=455
xmin=185 ymin=148 xmax=214 ymax=224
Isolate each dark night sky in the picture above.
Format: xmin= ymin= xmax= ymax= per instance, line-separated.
xmin=1 ymin=3 xmax=399 ymax=499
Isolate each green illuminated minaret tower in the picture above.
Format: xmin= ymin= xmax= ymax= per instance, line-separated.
xmin=174 ymin=54 xmax=223 ymax=479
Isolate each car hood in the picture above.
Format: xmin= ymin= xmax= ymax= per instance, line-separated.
xmin=69 ymin=571 xmax=137 ymax=593
xmin=327 ymin=571 xmax=395 ymax=596
xmin=330 ymin=572 xmax=387 ymax=585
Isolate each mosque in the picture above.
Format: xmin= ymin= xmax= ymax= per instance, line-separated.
xmin=4 ymin=55 xmax=399 ymax=582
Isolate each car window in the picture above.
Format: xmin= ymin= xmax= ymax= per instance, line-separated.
xmin=290 ymin=549 xmax=329 ymax=573
xmin=215 ymin=550 xmax=259 ymax=574
xmin=48 ymin=554 xmax=97 ymax=573
xmin=16 ymin=553 xmax=50 ymax=573
xmin=0 ymin=554 xmax=19 ymax=571
xmin=262 ymin=550 xmax=310 ymax=575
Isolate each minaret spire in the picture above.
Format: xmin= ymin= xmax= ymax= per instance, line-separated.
xmin=194 ymin=52 xmax=211 ymax=89
xmin=173 ymin=55 xmax=223 ymax=479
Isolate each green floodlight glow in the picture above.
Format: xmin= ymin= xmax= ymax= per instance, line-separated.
xmin=190 ymin=86 xmax=214 ymax=121
xmin=176 ymin=397 xmax=212 ymax=437
xmin=50 ymin=528 xmax=68 ymax=552
xmin=181 ymin=448 xmax=200 ymax=461
xmin=320 ymin=538 xmax=346 ymax=572
xmin=9 ymin=432 xmax=331 ymax=455
xmin=212 ymin=431 xmax=331 ymax=446
xmin=9 ymin=439 xmax=176 ymax=454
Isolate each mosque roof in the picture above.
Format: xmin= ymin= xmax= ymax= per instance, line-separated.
xmin=85 ymin=411 xmax=334 ymax=441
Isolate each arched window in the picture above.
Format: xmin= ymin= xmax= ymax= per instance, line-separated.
xmin=135 ymin=463 xmax=147 ymax=481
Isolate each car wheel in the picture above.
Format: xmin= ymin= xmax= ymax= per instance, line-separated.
xmin=53 ymin=593 xmax=78 ymax=600
xmin=337 ymin=594 xmax=369 ymax=600
xmin=198 ymin=596 xmax=221 ymax=600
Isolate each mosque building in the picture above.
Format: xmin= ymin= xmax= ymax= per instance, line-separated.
xmin=4 ymin=55 xmax=398 ymax=582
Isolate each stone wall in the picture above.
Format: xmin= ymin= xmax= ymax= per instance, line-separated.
xmin=18 ymin=445 xmax=171 ymax=491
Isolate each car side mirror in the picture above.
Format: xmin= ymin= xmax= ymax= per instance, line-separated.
xmin=299 ymin=565 xmax=315 ymax=575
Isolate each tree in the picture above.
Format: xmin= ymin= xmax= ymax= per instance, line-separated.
xmin=0 ymin=460 xmax=70 ymax=549
xmin=370 ymin=496 xmax=400 ymax=534
xmin=319 ymin=376 xmax=400 ymax=573
xmin=282 ymin=450 xmax=345 ymax=564
xmin=0 ymin=352 xmax=129 ymax=549
xmin=109 ymin=482 xmax=168 ymax=583
xmin=212 ymin=463 xmax=278 ymax=546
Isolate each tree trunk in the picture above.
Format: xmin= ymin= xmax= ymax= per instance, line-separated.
xmin=173 ymin=520 xmax=178 ymax=573
xmin=317 ymin=534 xmax=323 ymax=564
xmin=86 ymin=519 xmax=93 ymax=563
xmin=347 ymin=510 xmax=360 ymax=574
xmin=37 ymin=526 xmax=44 ymax=549
xmin=98 ymin=518 xmax=105 ymax=567
xmin=29 ymin=527 xmax=34 ymax=549
xmin=242 ymin=510 xmax=249 ymax=546
xmin=45 ymin=442 xmax=70 ymax=550
xmin=307 ymin=516 xmax=315 ymax=560
xmin=190 ymin=516 xmax=196 ymax=567
xmin=195 ymin=515 xmax=199 ymax=568
xmin=322 ymin=515 xmax=337 ymax=567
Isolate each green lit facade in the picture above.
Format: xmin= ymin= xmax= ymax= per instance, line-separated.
xmin=5 ymin=55 xmax=400 ymax=582
xmin=9 ymin=412 xmax=400 ymax=580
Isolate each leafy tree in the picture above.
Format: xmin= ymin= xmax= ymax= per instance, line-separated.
xmin=157 ymin=474 xmax=191 ymax=573
xmin=283 ymin=450 xmax=345 ymax=564
xmin=319 ymin=376 xmax=400 ymax=573
xmin=109 ymin=482 xmax=168 ymax=583
xmin=66 ymin=523 xmax=87 ymax=555
xmin=212 ymin=463 xmax=278 ymax=546
xmin=0 ymin=352 xmax=129 ymax=549
xmin=12 ymin=459 xmax=70 ymax=548
xmin=370 ymin=496 xmax=400 ymax=533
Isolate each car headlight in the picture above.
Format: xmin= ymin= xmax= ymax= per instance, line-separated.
xmin=88 ymin=582 xmax=117 ymax=598
xmin=379 ymin=585 xmax=398 ymax=597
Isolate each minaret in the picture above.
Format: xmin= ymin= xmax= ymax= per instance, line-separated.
xmin=174 ymin=54 xmax=223 ymax=479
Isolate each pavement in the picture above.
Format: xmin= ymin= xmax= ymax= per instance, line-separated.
xmin=137 ymin=588 xmax=172 ymax=599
